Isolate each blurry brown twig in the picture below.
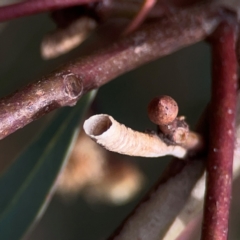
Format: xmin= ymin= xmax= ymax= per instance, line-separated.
xmin=57 ymin=128 xmax=144 ymax=205
xmin=41 ymin=16 xmax=97 ymax=59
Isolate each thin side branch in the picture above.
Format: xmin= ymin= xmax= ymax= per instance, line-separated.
xmin=96 ymin=0 xmax=174 ymax=20
xmin=0 ymin=5 xmax=223 ymax=139
xmin=201 ymin=21 xmax=238 ymax=240
xmin=123 ymin=0 xmax=157 ymax=34
xmin=0 ymin=0 xmax=100 ymax=22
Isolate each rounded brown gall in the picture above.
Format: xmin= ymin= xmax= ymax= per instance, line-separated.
xmin=147 ymin=95 xmax=178 ymax=125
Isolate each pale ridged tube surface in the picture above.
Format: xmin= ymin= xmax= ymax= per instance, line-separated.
xmin=83 ymin=114 xmax=187 ymax=158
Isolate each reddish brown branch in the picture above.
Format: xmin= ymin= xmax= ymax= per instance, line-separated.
xmin=0 ymin=0 xmax=99 ymax=22
xmin=0 ymin=5 xmax=222 ymax=140
xmin=201 ymin=21 xmax=238 ymax=240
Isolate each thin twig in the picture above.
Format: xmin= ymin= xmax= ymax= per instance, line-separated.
xmin=0 ymin=0 xmax=100 ymax=22
xmin=201 ymin=20 xmax=238 ymax=240
xmin=0 ymin=5 xmax=222 ymax=140
xmin=123 ymin=0 xmax=157 ymax=34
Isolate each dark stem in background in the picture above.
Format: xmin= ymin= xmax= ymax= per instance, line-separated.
xmin=0 ymin=5 xmax=222 ymax=140
xmin=0 ymin=0 xmax=100 ymax=22
xmin=201 ymin=21 xmax=238 ymax=240
xmin=107 ymin=159 xmax=206 ymax=240
xmin=0 ymin=0 xmax=209 ymax=23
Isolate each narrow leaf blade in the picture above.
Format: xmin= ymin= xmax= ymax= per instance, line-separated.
xmin=0 ymin=91 xmax=96 ymax=240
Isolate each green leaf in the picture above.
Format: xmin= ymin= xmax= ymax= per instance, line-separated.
xmin=0 ymin=91 xmax=97 ymax=240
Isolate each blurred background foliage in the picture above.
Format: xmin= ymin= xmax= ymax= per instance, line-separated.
xmin=0 ymin=2 xmax=240 ymax=240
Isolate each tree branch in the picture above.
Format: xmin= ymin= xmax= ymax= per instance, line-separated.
xmin=201 ymin=20 xmax=238 ymax=240
xmin=0 ymin=5 xmax=223 ymax=140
